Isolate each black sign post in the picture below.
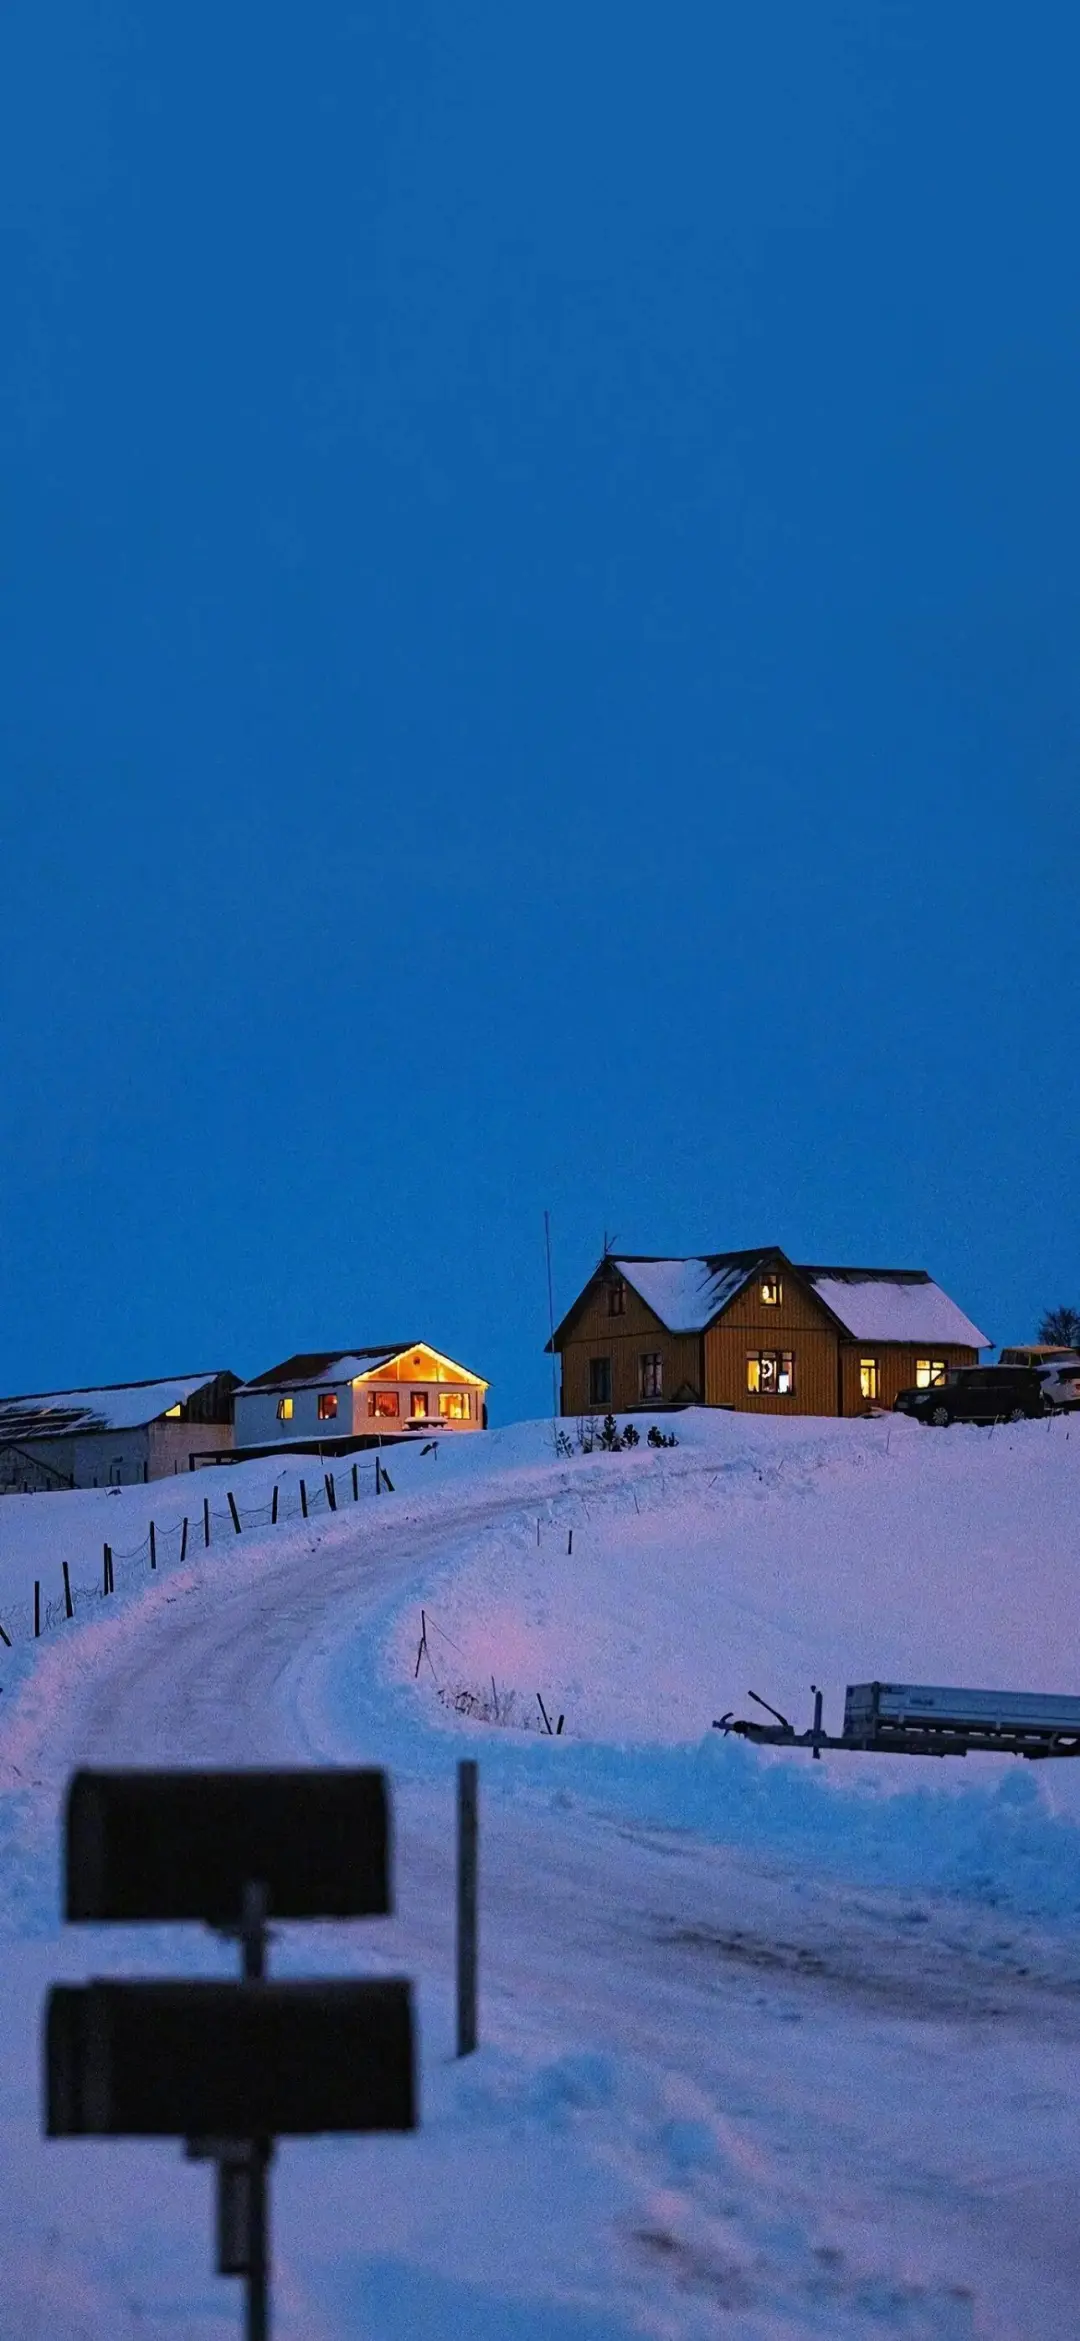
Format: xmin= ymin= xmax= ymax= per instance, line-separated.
xmin=46 ymin=1768 xmax=416 ymax=2341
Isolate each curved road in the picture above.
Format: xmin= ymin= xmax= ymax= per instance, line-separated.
xmin=8 ymin=1479 xmax=1080 ymax=2338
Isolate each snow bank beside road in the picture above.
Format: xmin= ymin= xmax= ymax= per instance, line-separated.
xmin=371 ymin=1406 xmax=1080 ymax=1918
xmin=390 ymin=1408 xmax=1080 ymax=1753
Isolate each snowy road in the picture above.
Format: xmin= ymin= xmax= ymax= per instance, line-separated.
xmin=4 ymin=1442 xmax=1080 ymax=2338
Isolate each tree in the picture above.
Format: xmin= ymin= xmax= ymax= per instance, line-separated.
xmin=1038 ymin=1305 xmax=1080 ymax=1348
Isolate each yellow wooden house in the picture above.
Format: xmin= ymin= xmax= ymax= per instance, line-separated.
xmin=548 ymin=1249 xmax=987 ymax=1419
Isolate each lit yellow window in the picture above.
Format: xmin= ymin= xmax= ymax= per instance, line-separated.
xmin=859 ymin=1358 xmax=878 ymax=1401
xmin=747 ymin=1350 xmax=795 ymax=1395
xmin=761 ymin=1274 xmax=783 ymax=1306
xmin=916 ymin=1359 xmax=947 ymax=1388
xmin=438 ymin=1391 xmax=472 ymax=1421
xmin=164 ymin=1404 xmax=182 ymax=1419
xmin=277 ymin=1396 xmax=294 ymax=1421
xmin=368 ymin=1390 xmax=399 ymax=1418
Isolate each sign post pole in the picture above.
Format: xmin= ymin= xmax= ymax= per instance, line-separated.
xmin=240 ymin=1880 xmax=269 ymax=2341
xmin=456 ymin=1761 xmax=478 ymax=2056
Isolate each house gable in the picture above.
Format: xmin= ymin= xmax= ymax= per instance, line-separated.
xmin=353 ymin=1344 xmax=487 ymax=1389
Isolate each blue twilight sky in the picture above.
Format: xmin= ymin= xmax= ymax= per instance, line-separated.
xmin=1 ymin=3 xmax=1078 ymax=1423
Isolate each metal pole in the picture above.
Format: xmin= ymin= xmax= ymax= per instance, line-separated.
xmin=544 ymin=1211 xmax=560 ymax=1438
xmin=240 ymin=1882 xmax=270 ymax=2341
xmin=456 ymin=1761 xmax=478 ymax=2056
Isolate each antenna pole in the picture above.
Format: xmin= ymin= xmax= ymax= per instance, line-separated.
xmin=544 ymin=1211 xmax=560 ymax=1437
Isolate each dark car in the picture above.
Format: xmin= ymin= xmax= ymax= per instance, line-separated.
xmin=893 ymin=1365 xmax=1047 ymax=1428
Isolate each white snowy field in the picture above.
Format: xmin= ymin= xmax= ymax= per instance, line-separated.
xmin=1 ymin=1407 xmax=1080 ymax=2338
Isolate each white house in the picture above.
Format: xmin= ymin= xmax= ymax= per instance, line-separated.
xmin=0 ymin=1371 xmax=238 ymax=1493
xmin=233 ymin=1344 xmax=489 ymax=1449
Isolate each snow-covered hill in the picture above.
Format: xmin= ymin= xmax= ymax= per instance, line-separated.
xmin=1 ymin=1407 xmax=1079 ymax=2338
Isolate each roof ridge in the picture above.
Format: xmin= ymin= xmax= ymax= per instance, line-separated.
xmin=0 ymin=1371 xmax=228 ymax=1403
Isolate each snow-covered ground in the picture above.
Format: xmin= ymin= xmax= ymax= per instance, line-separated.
xmin=1 ymin=1408 xmax=1079 ymax=2337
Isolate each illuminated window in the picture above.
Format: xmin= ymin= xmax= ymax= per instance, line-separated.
xmin=317 ymin=1392 xmax=338 ymax=1421
xmin=859 ymin=1358 xmax=879 ymax=1401
xmin=916 ymin=1359 xmax=947 ymax=1388
xmin=589 ymin=1356 xmax=612 ymax=1406
xmin=367 ymin=1390 xmax=399 ymax=1418
xmin=411 ymin=1391 xmax=429 ymax=1418
xmin=761 ymin=1274 xmax=783 ymax=1306
xmin=277 ymin=1397 xmax=294 ymax=1421
xmin=639 ymin=1352 xmax=663 ymax=1399
xmin=607 ymin=1281 xmax=626 ymax=1317
xmin=164 ymin=1404 xmax=182 ymax=1419
xmin=439 ymin=1390 xmax=472 ymax=1421
xmin=747 ymin=1351 xmax=795 ymax=1396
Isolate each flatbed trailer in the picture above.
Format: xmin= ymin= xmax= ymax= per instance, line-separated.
xmin=714 ymin=1682 xmax=1080 ymax=1760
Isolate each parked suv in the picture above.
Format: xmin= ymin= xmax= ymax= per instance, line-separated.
xmin=894 ymin=1364 xmax=1046 ymax=1427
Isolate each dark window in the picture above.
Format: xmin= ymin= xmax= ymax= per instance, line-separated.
xmin=367 ymin=1390 xmax=399 ymax=1418
xmin=607 ymin=1281 xmax=626 ymax=1317
xmin=747 ymin=1351 xmax=795 ymax=1396
xmin=589 ymin=1356 xmax=612 ymax=1406
xmin=639 ymin=1352 xmax=663 ymax=1399
xmin=317 ymin=1392 xmax=338 ymax=1421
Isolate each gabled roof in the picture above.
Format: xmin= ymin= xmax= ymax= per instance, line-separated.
xmin=238 ymin=1343 xmax=488 ymax=1393
xmin=550 ymin=1250 xmax=988 ymax=1348
xmin=610 ymin=1252 xmax=771 ymax=1335
xmin=0 ymin=1372 xmax=233 ymax=1444
xmin=238 ymin=1348 xmax=417 ymax=1392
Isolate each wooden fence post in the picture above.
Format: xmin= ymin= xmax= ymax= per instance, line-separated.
xmin=271 ymin=1483 xmax=279 ymax=1526
xmin=149 ymin=1520 xmax=157 ymax=1570
xmin=34 ymin=1581 xmax=40 ymax=1638
xmin=180 ymin=1516 xmax=188 ymax=1563
xmin=456 ymin=1760 xmax=479 ymax=2056
xmin=351 ymin=1462 xmax=359 ymax=1502
xmin=324 ymin=1472 xmax=337 ymax=1511
xmin=62 ymin=1562 xmax=73 ymax=1621
xmin=227 ymin=1492 xmax=242 ymax=1535
xmin=300 ymin=1478 xmax=308 ymax=1519
xmin=203 ymin=1496 xmax=211 ymax=1548
xmin=0 ymin=1619 xmax=11 ymax=1649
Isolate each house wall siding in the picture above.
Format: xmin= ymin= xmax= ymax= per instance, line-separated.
xmin=147 ymin=1419 xmax=234 ymax=1475
xmin=555 ymin=1277 xmax=703 ymax=1415
xmin=705 ymin=1270 xmax=840 ymax=1415
xmin=234 ymin=1382 xmax=354 ymax=1448
xmin=838 ymin=1343 xmax=978 ymax=1415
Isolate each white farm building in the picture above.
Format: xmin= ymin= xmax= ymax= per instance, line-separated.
xmin=233 ymin=1344 xmax=489 ymax=1450
xmin=0 ymin=1371 xmax=238 ymax=1494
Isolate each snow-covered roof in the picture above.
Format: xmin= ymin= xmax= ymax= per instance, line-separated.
xmin=0 ymin=1373 xmax=232 ymax=1443
xmin=239 ymin=1343 xmax=488 ymax=1393
xmin=615 ymin=1255 xmax=765 ymax=1333
xmin=802 ymin=1271 xmax=988 ymax=1348
xmin=556 ymin=1252 xmax=988 ymax=1348
xmin=239 ymin=1348 xmax=415 ymax=1392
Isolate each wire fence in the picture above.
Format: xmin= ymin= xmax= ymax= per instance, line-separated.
xmin=0 ymin=1449 xmax=402 ymax=1654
